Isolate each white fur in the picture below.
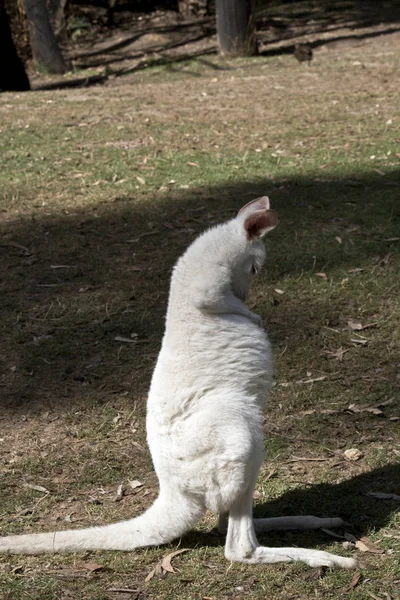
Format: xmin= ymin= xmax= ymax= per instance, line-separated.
xmin=0 ymin=197 xmax=357 ymax=569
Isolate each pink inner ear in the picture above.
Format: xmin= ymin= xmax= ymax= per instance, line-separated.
xmin=238 ymin=196 xmax=270 ymax=216
xmin=244 ymin=211 xmax=277 ymax=239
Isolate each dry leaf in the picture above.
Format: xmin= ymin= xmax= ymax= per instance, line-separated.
xmin=136 ymin=176 xmax=146 ymax=185
xmin=355 ymin=536 xmax=383 ymax=554
xmin=380 ymin=253 xmax=391 ymax=265
xmin=335 ymin=236 xmax=342 ymax=244
xmin=279 ymin=376 xmax=327 ymax=387
xmin=376 ymin=398 xmax=394 ymax=408
xmin=163 ymin=222 xmax=175 ymax=230
xmin=125 ymin=230 xmax=161 ymax=243
xmin=128 ymin=480 xmax=143 ymax=491
xmin=366 ymin=593 xmax=383 ymax=600
xmin=114 ymin=484 xmax=125 ymax=502
xmin=347 ymin=319 xmax=377 ymax=331
xmin=114 ymin=336 xmax=137 ymax=344
xmin=0 ymin=240 xmax=31 ymax=255
xmin=324 ymin=347 xmax=350 ymax=361
xmin=316 ymin=272 xmax=328 ymax=280
xmin=108 ymin=588 xmax=139 ymax=594
xmin=50 ymin=265 xmax=76 ymax=269
xmin=348 ymin=404 xmax=383 ymax=416
xmin=265 ymin=468 xmax=276 ymax=481
xmin=344 ymin=571 xmax=361 ymax=592
xmin=298 ymin=376 xmax=327 ymax=384
xmin=347 ymin=319 xmax=363 ymax=330
xmin=343 ymin=448 xmax=363 ymax=461
xmin=348 ymin=267 xmax=364 ymax=273
xmin=84 ymin=562 xmax=104 ymax=572
xmin=145 ymin=569 xmax=155 ymax=582
xmin=10 ymin=565 xmax=24 ymax=574
xmin=23 ymin=483 xmax=50 ymax=494
xmin=351 ymin=337 xmax=368 ymax=345
xmin=161 ymin=548 xmax=189 ymax=574
xmin=187 ymin=162 xmax=199 ymax=168
xmin=274 ymin=288 xmax=285 ymax=294
xmin=289 ymin=456 xmax=328 ymax=463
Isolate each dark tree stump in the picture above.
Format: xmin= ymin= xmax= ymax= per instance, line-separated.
xmin=0 ymin=0 xmax=30 ymax=91
xmin=24 ymin=0 xmax=68 ymax=74
xmin=216 ymin=0 xmax=257 ymax=56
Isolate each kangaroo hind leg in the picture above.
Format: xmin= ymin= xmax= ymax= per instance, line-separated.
xmin=224 ymin=490 xmax=357 ymax=569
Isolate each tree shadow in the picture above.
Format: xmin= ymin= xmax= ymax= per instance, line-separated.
xmin=257 ymin=0 xmax=400 ymax=38
xmin=70 ymin=17 xmax=214 ymax=61
xmin=33 ymin=46 xmax=217 ymax=91
xmin=74 ymin=30 xmax=215 ymax=70
xmin=1 ymin=169 xmax=399 ymax=413
xmin=259 ymin=25 xmax=400 ymax=58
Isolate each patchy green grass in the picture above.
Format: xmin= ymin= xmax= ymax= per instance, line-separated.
xmin=0 ymin=18 xmax=399 ymax=600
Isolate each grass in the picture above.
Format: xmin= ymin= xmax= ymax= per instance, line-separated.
xmin=0 ymin=16 xmax=400 ymax=600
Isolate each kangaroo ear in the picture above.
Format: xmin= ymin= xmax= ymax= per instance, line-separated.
xmin=238 ymin=196 xmax=270 ymax=216
xmin=243 ymin=209 xmax=278 ymax=239
xmin=238 ymin=197 xmax=278 ymax=239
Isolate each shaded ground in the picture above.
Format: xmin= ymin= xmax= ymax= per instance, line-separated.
xmin=0 ymin=14 xmax=400 ymax=600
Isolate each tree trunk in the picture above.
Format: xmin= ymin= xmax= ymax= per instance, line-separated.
xmin=106 ymin=0 xmax=117 ymax=27
xmin=24 ymin=0 xmax=68 ymax=74
xmin=47 ymin=0 xmax=69 ymax=40
xmin=216 ymin=0 xmax=257 ymax=56
xmin=0 ymin=0 xmax=30 ymax=91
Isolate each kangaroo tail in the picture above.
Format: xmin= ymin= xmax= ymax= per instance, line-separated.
xmin=0 ymin=492 xmax=204 ymax=555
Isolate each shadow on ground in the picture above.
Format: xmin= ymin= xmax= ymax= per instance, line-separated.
xmin=259 ymin=25 xmax=400 ymax=58
xmin=182 ymin=462 xmax=400 ymax=552
xmin=1 ymin=169 xmax=399 ymax=412
xmin=258 ymin=0 xmax=400 ymax=45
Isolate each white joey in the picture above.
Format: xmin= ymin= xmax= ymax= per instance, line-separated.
xmin=0 ymin=197 xmax=357 ymax=569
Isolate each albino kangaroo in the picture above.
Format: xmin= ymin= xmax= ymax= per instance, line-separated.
xmin=0 ymin=197 xmax=356 ymax=568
